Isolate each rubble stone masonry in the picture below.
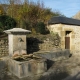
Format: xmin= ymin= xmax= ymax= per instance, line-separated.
xmin=0 ymin=38 xmax=8 ymax=57
xmin=47 ymin=23 xmax=80 ymax=55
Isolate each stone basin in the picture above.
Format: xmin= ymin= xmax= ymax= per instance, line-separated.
xmin=8 ymin=58 xmax=47 ymax=78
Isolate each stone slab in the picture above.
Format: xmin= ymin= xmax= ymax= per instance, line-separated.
xmin=34 ymin=49 xmax=70 ymax=61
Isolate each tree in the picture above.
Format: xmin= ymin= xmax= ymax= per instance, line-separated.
xmin=0 ymin=15 xmax=17 ymax=33
xmin=0 ymin=5 xmax=5 ymax=15
xmin=3 ymin=0 xmax=64 ymax=34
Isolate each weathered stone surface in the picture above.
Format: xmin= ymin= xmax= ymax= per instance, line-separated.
xmin=4 ymin=28 xmax=31 ymax=34
xmin=8 ymin=58 xmax=47 ymax=78
xmin=4 ymin=28 xmax=31 ymax=57
xmin=34 ymin=49 xmax=70 ymax=61
xmin=0 ymin=60 xmax=7 ymax=79
xmin=13 ymin=50 xmax=27 ymax=57
xmin=47 ymin=23 xmax=80 ymax=55
xmin=0 ymin=39 xmax=8 ymax=57
xmin=1 ymin=55 xmax=80 ymax=80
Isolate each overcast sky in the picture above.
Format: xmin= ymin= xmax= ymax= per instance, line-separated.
xmin=32 ymin=0 xmax=80 ymax=18
xmin=0 ymin=0 xmax=80 ymax=18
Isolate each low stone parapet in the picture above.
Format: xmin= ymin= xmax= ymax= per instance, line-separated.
xmin=34 ymin=49 xmax=70 ymax=61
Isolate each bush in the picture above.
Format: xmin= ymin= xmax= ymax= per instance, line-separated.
xmin=36 ymin=22 xmax=46 ymax=34
xmin=0 ymin=15 xmax=17 ymax=33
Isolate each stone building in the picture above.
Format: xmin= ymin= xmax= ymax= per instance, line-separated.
xmin=47 ymin=16 xmax=80 ymax=55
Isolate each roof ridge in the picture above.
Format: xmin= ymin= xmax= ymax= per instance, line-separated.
xmin=48 ymin=16 xmax=80 ymax=26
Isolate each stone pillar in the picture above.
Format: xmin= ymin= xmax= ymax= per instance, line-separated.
xmin=4 ymin=28 xmax=31 ymax=57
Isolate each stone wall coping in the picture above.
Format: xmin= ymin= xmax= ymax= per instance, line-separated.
xmin=4 ymin=28 xmax=31 ymax=34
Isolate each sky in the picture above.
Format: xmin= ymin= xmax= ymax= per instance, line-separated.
xmin=32 ymin=0 xmax=80 ymax=18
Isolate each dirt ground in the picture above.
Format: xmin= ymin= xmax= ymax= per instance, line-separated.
xmin=1 ymin=55 xmax=80 ymax=80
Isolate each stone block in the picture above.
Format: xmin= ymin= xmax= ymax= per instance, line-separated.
xmin=71 ymin=35 xmax=75 ymax=38
xmin=8 ymin=58 xmax=47 ymax=78
xmin=61 ymin=31 xmax=65 ymax=36
xmin=57 ymin=27 xmax=62 ymax=30
xmin=71 ymin=45 xmax=75 ymax=50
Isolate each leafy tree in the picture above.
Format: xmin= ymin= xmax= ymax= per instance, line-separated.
xmin=0 ymin=15 xmax=16 ymax=33
xmin=2 ymin=0 xmax=64 ymax=34
xmin=5 ymin=15 xmax=17 ymax=29
xmin=0 ymin=5 xmax=5 ymax=15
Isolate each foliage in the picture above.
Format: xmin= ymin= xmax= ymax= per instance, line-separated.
xmin=0 ymin=15 xmax=16 ymax=33
xmin=36 ymin=22 xmax=46 ymax=34
xmin=0 ymin=5 xmax=5 ymax=15
xmin=0 ymin=0 xmax=64 ymax=34
xmin=31 ymin=28 xmax=36 ymax=34
xmin=5 ymin=16 xmax=17 ymax=29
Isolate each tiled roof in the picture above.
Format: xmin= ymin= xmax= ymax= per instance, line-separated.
xmin=48 ymin=16 xmax=80 ymax=26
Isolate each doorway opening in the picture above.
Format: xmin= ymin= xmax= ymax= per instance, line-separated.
xmin=65 ymin=31 xmax=72 ymax=49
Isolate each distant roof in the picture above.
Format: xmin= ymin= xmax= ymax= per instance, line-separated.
xmin=72 ymin=11 xmax=80 ymax=20
xmin=48 ymin=16 xmax=80 ymax=26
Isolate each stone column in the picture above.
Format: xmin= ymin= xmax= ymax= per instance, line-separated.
xmin=4 ymin=28 xmax=31 ymax=57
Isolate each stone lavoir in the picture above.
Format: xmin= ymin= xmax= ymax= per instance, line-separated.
xmin=1 ymin=16 xmax=80 ymax=79
xmin=4 ymin=28 xmax=47 ymax=78
xmin=3 ymin=27 xmax=70 ymax=78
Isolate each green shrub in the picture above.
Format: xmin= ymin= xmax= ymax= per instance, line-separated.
xmin=36 ymin=22 xmax=46 ymax=34
xmin=0 ymin=15 xmax=17 ymax=33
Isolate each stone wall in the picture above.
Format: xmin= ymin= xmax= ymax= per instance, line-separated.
xmin=27 ymin=37 xmax=60 ymax=54
xmin=0 ymin=36 xmax=60 ymax=56
xmin=39 ymin=39 xmax=54 ymax=51
xmin=47 ymin=23 xmax=80 ymax=55
xmin=0 ymin=38 xmax=8 ymax=57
